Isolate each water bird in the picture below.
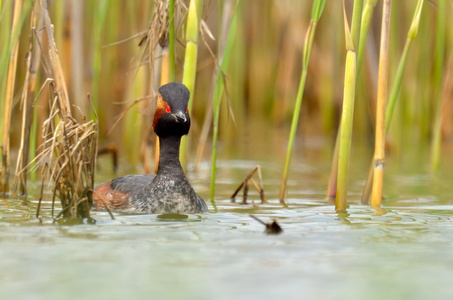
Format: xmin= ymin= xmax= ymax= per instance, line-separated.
xmin=93 ymin=82 xmax=208 ymax=214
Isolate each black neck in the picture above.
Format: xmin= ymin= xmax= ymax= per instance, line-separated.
xmin=157 ymin=135 xmax=184 ymax=175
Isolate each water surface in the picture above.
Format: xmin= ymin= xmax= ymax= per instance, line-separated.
xmin=1 ymin=134 xmax=453 ymax=300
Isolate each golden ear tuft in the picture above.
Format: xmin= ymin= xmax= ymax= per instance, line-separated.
xmin=153 ymin=94 xmax=169 ymax=129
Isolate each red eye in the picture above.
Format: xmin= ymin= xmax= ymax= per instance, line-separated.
xmin=166 ymin=105 xmax=171 ymax=113
xmin=185 ymin=108 xmax=188 ymax=113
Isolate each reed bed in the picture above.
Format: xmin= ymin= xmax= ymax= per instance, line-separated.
xmin=0 ymin=0 xmax=452 ymax=216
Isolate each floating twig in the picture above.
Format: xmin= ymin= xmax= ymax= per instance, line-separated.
xmin=250 ymin=215 xmax=283 ymax=234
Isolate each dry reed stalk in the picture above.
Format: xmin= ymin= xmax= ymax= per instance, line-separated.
xmin=71 ymin=0 xmax=85 ymax=113
xmin=371 ymin=0 xmax=391 ymax=208
xmin=41 ymin=0 xmax=70 ymax=115
xmin=13 ymin=3 xmax=43 ymax=196
xmin=35 ymin=98 xmax=97 ymax=219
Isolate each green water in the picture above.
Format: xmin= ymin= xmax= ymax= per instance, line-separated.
xmin=1 ymin=130 xmax=453 ymax=300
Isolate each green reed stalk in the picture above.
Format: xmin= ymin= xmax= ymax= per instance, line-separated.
xmin=91 ymin=0 xmax=108 ymax=121
xmin=370 ymin=0 xmax=391 ymax=209
xmin=168 ymin=0 xmax=175 ymax=82
xmin=430 ymin=0 xmax=446 ymax=173
xmin=361 ymin=0 xmax=424 ymax=204
xmin=210 ymin=0 xmax=238 ymax=206
xmin=327 ymin=0 xmax=362 ymax=204
xmin=357 ymin=0 xmax=378 ymax=77
xmin=278 ymin=0 xmax=326 ymax=204
xmin=336 ymin=51 xmax=357 ymax=212
xmin=180 ymin=0 xmax=203 ymax=168
xmin=182 ymin=0 xmax=203 ymax=112
xmin=350 ymin=0 xmax=363 ymax=52
xmin=384 ymin=0 xmax=424 ymax=133
xmin=416 ymin=9 xmax=431 ymax=140
xmin=52 ymin=0 xmax=63 ymax=49
xmin=335 ymin=0 xmax=361 ymax=212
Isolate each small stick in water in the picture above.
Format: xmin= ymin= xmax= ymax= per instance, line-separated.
xmin=231 ymin=166 xmax=267 ymax=204
xmin=250 ymin=214 xmax=283 ymax=234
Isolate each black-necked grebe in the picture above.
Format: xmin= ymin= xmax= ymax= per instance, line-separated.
xmin=93 ymin=82 xmax=208 ymax=214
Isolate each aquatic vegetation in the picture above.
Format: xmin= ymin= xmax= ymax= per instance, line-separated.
xmin=0 ymin=0 xmax=451 ymax=218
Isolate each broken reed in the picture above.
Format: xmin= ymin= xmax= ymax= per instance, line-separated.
xmin=230 ymin=166 xmax=267 ymax=205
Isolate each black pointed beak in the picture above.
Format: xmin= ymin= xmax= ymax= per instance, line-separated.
xmin=173 ymin=111 xmax=188 ymax=123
